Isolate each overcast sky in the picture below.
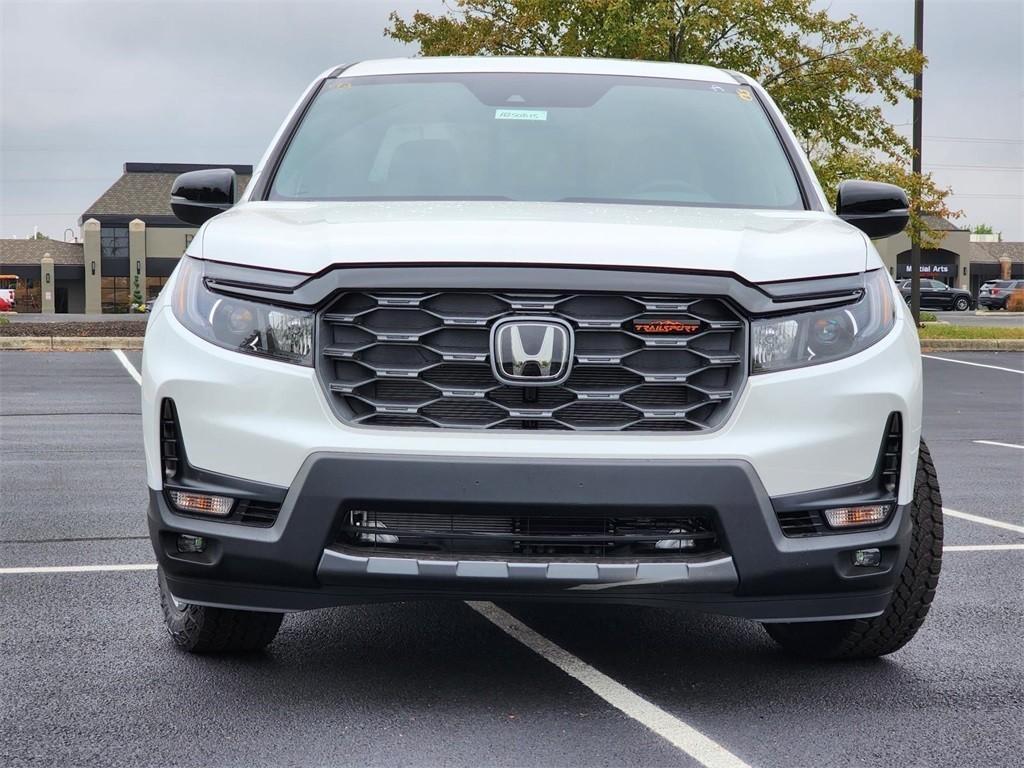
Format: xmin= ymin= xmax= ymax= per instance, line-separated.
xmin=1 ymin=0 xmax=1021 ymax=240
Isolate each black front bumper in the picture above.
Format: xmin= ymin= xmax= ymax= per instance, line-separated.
xmin=149 ymin=453 xmax=911 ymax=622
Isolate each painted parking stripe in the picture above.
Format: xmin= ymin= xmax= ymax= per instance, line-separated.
xmin=972 ymin=440 xmax=1024 ymax=451
xmin=468 ymin=601 xmax=751 ymax=768
xmin=942 ymin=544 xmax=1024 ymax=552
xmin=943 ymin=507 xmax=1024 ymax=534
xmin=922 ymin=355 xmax=1024 ymax=374
xmin=0 ymin=564 xmax=158 ymax=575
xmin=107 ymin=346 xmax=1022 ymax=761
xmin=112 ymin=349 xmax=142 ymax=385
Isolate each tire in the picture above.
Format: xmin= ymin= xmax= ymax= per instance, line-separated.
xmin=158 ymin=567 xmax=283 ymax=653
xmin=763 ymin=440 xmax=943 ymax=660
xmin=953 ymin=297 xmax=969 ymax=312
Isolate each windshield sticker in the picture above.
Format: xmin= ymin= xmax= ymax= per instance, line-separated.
xmin=495 ymin=108 xmax=548 ymax=121
xmin=736 ymin=88 xmax=753 ymax=102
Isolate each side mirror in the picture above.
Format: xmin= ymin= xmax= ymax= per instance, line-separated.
xmin=170 ymin=169 xmax=236 ymax=226
xmin=836 ymin=180 xmax=909 ymax=239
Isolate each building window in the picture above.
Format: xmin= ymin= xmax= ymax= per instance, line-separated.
xmin=101 ymin=276 xmax=130 ymax=313
xmin=101 ymin=226 xmax=129 ymax=260
xmin=146 ymin=276 xmax=169 ymax=300
xmin=15 ymin=279 xmax=42 ymax=313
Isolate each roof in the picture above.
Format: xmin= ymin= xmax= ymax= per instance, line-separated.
xmin=0 ymin=239 xmax=84 ymax=266
xmin=922 ymin=214 xmax=965 ymax=232
xmin=970 ymin=241 xmax=1024 ymax=264
xmin=81 ymin=163 xmax=252 ymax=223
xmin=339 ymin=56 xmax=736 ymax=84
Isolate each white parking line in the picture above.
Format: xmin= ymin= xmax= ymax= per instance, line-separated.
xmin=467 ymin=601 xmax=751 ymax=768
xmin=943 ymin=507 xmax=1024 ymax=534
xmin=922 ymin=355 xmax=1024 ymax=374
xmin=112 ymin=349 xmax=142 ymax=385
xmin=943 ymin=544 xmax=1024 ymax=552
xmin=0 ymin=564 xmax=157 ymax=575
xmin=973 ymin=440 xmax=1024 ymax=451
xmin=105 ymin=344 xmax=1021 ymax=761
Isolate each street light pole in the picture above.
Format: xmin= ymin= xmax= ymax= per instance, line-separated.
xmin=910 ymin=0 xmax=924 ymax=324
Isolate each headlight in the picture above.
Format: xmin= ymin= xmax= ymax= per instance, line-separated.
xmin=751 ymin=269 xmax=895 ymax=373
xmin=171 ymin=257 xmax=313 ymax=366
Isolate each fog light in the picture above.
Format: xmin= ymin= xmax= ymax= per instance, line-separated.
xmin=823 ymin=504 xmax=890 ymax=529
xmin=655 ymin=530 xmax=697 ymax=550
xmin=176 ymin=534 xmax=207 ymax=554
xmin=356 ymin=519 xmax=399 ymax=545
xmin=853 ymin=548 xmax=882 ymax=567
xmin=168 ymin=490 xmax=233 ymax=517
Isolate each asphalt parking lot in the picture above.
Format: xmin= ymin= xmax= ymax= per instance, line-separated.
xmin=1 ymin=350 xmax=1021 ymax=768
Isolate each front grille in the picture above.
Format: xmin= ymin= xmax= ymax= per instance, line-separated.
xmin=339 ymin=508 xmax=719 ymax=558
xmin=318 ymin=290 xmax=746 ymax=431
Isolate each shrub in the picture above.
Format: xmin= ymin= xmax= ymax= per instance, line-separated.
xmin=1007 ymin=288 xmax=1024 ymax=313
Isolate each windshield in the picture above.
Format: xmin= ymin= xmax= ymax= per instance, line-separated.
xmin=268 ymin=72 xmax=804 ymax=210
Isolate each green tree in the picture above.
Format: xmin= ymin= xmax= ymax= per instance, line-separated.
xmin=132 ymin=274 xmax=145 ymax=310
xmin=387 ymin=0 xmax=958 ymax=244
xmin=971 ymin=223 xmax=994 ymax=235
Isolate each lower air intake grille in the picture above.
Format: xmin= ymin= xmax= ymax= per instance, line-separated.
xmin=339 ymin=508 xmax=719 ymax=558
xmin=317 ymin=290 xmax=746 ymax=432
xmin=234 ymin=500 xmax=282 ymax=528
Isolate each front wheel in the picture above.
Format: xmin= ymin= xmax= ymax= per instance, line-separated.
xmin=158 ymin=568 xmax=284 ymax=653
xmin=763 ymin=441 xmax=943 ymax=660
xmin=953 ymin=297 xmax=970 ymax=311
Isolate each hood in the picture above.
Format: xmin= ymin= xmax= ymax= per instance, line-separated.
xmin=198 ymin=201 xmax=869 ymax=283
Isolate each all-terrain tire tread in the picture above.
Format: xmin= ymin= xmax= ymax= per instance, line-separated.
xmin=764 ymin=440 xmax=943 ymax=660
xmin=159 ymin=570 xmax=283 ymax=653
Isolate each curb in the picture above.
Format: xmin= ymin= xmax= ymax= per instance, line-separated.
xmin=920 ymin=339 xmax=1024 ymax=352
xmin=0 ymin=336 xmax=144 ymax=351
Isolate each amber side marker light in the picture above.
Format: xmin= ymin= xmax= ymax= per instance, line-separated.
xmin=167 ymin=490 xmax=233 ymax=517
xmin=823 ymin=504 xmax=891 ymax=529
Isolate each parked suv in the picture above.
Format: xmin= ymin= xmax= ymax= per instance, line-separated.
xmin=898 ymin=278 xmax=973 ymax=311
xmin=144 ymin=58 xmax=942 ymax=660
xmin=979 ymin=279 xmax=1023 ymax=310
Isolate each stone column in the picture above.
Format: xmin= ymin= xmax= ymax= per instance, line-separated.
xmin=83 ymin=218 xmax=102 ymax=314
xmin=40 ymin=255 xmax=55 ymax=313
xmin=999 ymin=256 xmax=1012 ymax=280
xmin=129 ymin=218 xmax=147 ymax=308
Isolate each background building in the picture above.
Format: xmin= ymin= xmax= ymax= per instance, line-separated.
xmin=1 ymin=162 xmax=250 ymax=313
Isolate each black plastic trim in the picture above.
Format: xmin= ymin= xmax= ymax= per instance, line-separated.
xmin=149 ymin=452 xmax=912 ymax=618
xmin=198 ymin=259 xmax=869 ymax=318
xmin=772 ymin=411 xmax=903 ymax=536
xmin=159 ymin=397 xmax=287 ymax=525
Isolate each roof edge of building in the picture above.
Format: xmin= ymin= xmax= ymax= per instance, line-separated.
xmin=123 ymin=162 xmax=253 ymax=174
